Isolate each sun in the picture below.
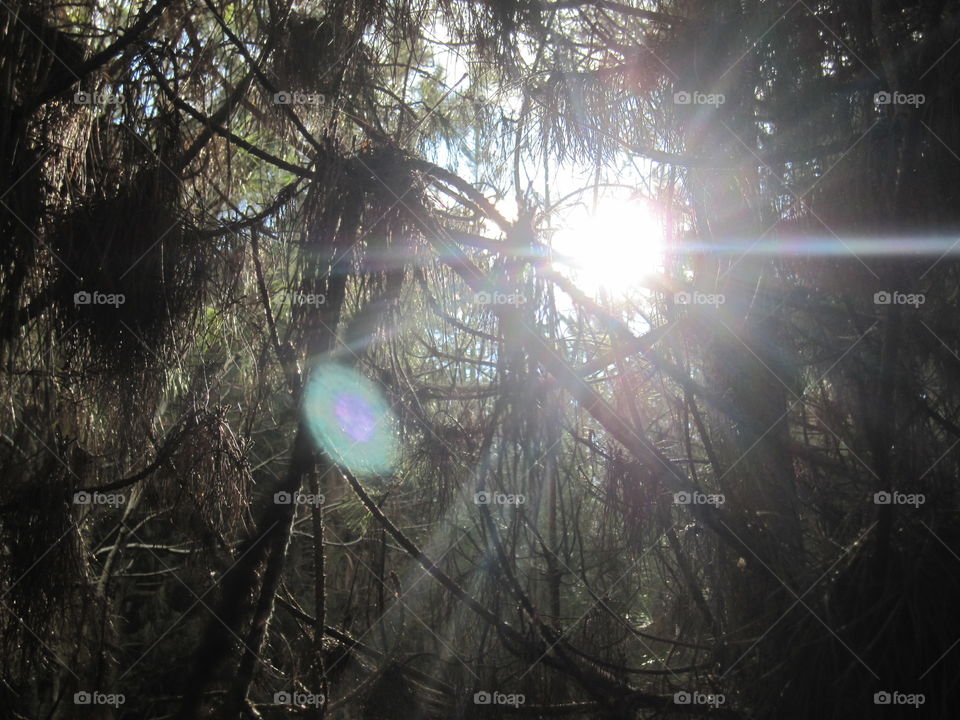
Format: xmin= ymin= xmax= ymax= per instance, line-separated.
xmin=551 ymin=196 xmax=665 ymax=298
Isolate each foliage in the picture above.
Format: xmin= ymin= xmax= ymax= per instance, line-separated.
xmin=1 ymin=0 xmax=959 ymax=718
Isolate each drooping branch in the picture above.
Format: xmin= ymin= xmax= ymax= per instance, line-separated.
xmin=143 ymin=52 xmax=315 ymax=179
xmin=28 ymin=0 xmax=177 ymax=109
xmin=336 ymin=463 xmax=682 ymax=714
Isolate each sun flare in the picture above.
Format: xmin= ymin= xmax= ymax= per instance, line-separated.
xmin=551 ymin=197 xmax=665 ymax=297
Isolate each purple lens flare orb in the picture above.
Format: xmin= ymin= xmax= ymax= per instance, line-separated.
xmin=333 ymin=393 xmax=377 ymax=443
xmin=303 ymin=362 xmax=397 ymax=477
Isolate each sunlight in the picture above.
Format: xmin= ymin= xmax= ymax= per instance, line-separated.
xmin=551 ymin=196 xmax=665 ymax=298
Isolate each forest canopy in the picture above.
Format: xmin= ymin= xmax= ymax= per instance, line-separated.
xmin=2 ymin=0 xmax=960 ymax=718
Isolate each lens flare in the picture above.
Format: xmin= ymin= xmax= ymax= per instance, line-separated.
xmin=304 ymin=363 xmax=397 ymax=477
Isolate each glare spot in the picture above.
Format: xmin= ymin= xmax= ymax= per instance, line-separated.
xmin=551 ymin=195 xmax=665 ymax=297
xmin=304 ymin=363 xmax=396 ymax=477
